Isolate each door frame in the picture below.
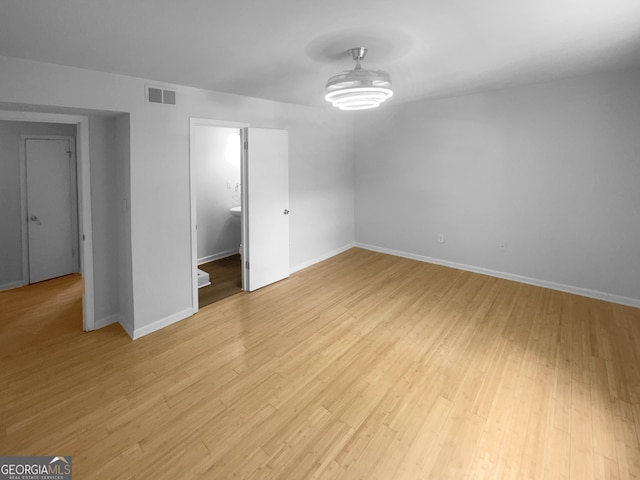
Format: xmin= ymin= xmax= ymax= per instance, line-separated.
xmin=20 ymin=135 xmax=79 ymax=283
xmin=188 ymin=117 xmax=249 ymax=314
xmin=0 ymin=111 xmax=94 ymax=331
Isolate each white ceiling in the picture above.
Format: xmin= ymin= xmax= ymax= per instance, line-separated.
xmin=1 ymin=0 xmax=639 ymax=108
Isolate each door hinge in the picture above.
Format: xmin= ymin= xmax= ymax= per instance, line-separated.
xmin=67 ymin=151 xmax=72 ymax=159
xmin=245 ymin=260 xmax=249 ymax=270
xmin=244 ymin=141 xmax=248 ymax=150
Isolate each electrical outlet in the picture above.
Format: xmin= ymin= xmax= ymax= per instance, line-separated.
xmin=499 ymin=241 xmax=508 ymax=253
xmin=437 ymin=233 xmax=445 ymax=244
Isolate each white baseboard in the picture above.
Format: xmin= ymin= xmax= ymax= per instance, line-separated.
xmin=94 ymin=314 xmax=120 ymax=330
xmin=118 ymin=319 xmax=134 ymax=339
xmin=355 ymin=242 xmax=640 ymax=309
xmin=124 ymin=246 xmax=352 ymax=340
xmin=198 ymin=249 xmax=238 ymax=265
xmin=132 ymin=307 xmax=194 ymax=340
xmin=0 ymin=280 xmax=24 ymax=292
xmin=290 ymin=242 xmax=355 ymax=274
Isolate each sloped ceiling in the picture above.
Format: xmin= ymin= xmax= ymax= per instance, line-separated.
xmin=1 ymin=0 xmax=639 ymax=107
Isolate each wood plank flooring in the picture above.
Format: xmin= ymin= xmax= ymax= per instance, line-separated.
xmin=1 ymin=248 xmax=640 ymax=479
xmin=198 ymin=254 xmax=242 ymax=308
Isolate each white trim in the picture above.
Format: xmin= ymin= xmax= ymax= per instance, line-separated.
xmin=190 ymin=118 xmax=249 ymax=129
xmin=132 ymin=307 xmax=193 ymax=340
xmin=94 ymin=314 xmax=120 ymax=330
xmin=198 ymin=248 xmax=238 ymax=265
xmin=0 ymin=281 xmax=24 ymax=292
xmin=189 ymin=121 xmax=199 ymax=315
xmin=189 ymin=117 xmax=250 ymax=314
xmin=356 ymin=242 xmax=640 ymax=309
xmin=240 ymin=128 xmax=249 ymax=291
xmin=290 ymin=242 xmax=355 ymax=274
xmin=119 ymin=319 xmax=135 ymax=339
xmin=0 ymin=111 xmax=95 ymax=331
xmin=77 ymin=118 xmax=95 ymax=331
xmin=18 ymin=137 xmax=28 ymax=286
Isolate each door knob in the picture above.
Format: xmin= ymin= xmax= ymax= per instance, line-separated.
xmin=283 ymin=209 xmax=290 ymax=215
xmin=29 ymin=215 xmax=38 ymax=221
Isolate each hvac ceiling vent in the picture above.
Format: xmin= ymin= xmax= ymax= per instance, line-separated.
xmin=146 ymin=85 xmax=176 ymax=105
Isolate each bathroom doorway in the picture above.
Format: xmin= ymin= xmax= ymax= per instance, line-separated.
xmin=189 ymin=118 xmax=291 ymax=313
xmin=190 ymin=121 xmax=245 ymax=308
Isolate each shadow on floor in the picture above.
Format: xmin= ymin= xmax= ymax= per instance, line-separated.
xmin=198 ymin=254 xmax=242 ymax=308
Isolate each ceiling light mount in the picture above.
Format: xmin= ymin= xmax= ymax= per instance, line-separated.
xmin=325 ymin=46 xmax=393 ymax=111
xmin=350 ymin=47 xmax=368 ymax=63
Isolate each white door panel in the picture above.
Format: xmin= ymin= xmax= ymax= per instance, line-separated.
xmin=245 ymin=128 xmax=289 ymax=291
xmin=26 ymin=138 xmax=78 ymax=283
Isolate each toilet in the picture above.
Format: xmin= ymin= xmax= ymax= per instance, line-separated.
xmin=197 ymin=268 xmax=210 ymax=288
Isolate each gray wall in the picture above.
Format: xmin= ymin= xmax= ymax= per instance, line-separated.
xmin=0 ymin=116 xmax=133 ymax=329
xmin=89 ymin=115 xmax=133 ymax=325
xmin=355 ymin=68 xmax=640 ymax=305
xmin=0 ymin=55 xmax=355 ymax=338
xmin=113 ymin=113 xmax=134 ymax=331
xmin=0 ymin=121 xmax=76 ymax=288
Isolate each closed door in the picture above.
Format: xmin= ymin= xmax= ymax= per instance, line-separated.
xmin=25 ymin=138 xmax=78 ymax=283
xmin=244 ymin=127 xmax=289 ymax=291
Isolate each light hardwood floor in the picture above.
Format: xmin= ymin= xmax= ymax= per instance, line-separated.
xmin=1 ymin=248 xmax=640 ymax=479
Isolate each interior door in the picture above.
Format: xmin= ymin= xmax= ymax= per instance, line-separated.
xmin=25 ymin=138 xmax=78 ymax=283
xmin=244 ymin=128 xmax=289 ymax=291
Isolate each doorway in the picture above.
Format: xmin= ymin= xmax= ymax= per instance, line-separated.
xmin=189 ymin=118 xmax=291 ymax=314
xmin=191 ymin=122 xmax=244 ymax=308
xmin=21 ymin=135 xmax=79 ymax=283
xmin=0 ymin=111 xmax=94 ymax=331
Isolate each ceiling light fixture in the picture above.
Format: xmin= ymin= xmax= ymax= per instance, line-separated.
xmin=325 ymin=47 xmax=393 ymax=111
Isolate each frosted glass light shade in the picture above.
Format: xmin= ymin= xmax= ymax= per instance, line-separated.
xmin=325 ymin=66 xmax=393 ymax=111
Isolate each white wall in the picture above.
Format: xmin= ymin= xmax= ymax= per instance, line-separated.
xmin=193 ymin=126 xmax=242 ymax=262
xmin=0 ymin=115 xmax=132 ymax=328
xmin=113 ymin=113 xmax=134 ymax=332
xmin=0 ymin=55 xmax=355 ymax=337
xmin=355 ymin=68 xmax=640 ymax=306
xmin=0 ymin=121 xmax=76 ymax=289
xmin=88 ymin=115 xmax=133 ymax=326
xmin=288 ymin=113 xmax=355 ymax=271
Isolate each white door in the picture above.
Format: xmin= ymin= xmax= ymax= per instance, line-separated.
xmin=25 ymin=138 xmax=78 ymax=283
xmin=244 ymin=128 xmax=289 ymax=291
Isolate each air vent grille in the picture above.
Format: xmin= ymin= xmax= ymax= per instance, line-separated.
xmin=147 ymin=87 xmax=163 ymax=104
xmin=146 ymin=85 xmax=177 ymax=105
xmin=162 ymin=89 xmax=176 ymax=105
